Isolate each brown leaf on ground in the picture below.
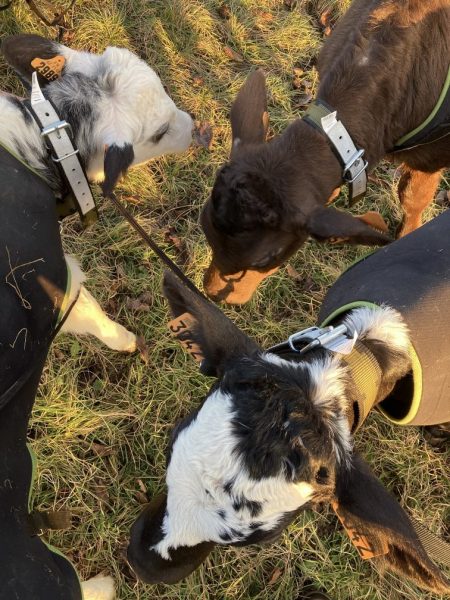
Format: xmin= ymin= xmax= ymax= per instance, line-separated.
xmin=259 ymin=12 xmax=274 ymax=23
xmin=193 ymin=121 xmax=213 ymax=149
xmin=224 ymin=46 xmax=244 ymax=62
xmin=436 ymin=190 xmax=450 ymax=207
xmin=268 ymin=568 xmax=283 ymax=585
xmin=91 ymin=442 xmax=115 ymax=458
xmin=126 ymin=296 xmax=150 ymax=313
xmin=192 ymin=76 xmax=204 ymax=87
xmin=92 ymin=483 xmax=110 ymax=508
xmin=218 ymin=3 xmax=231 ymax=19
xmin=286 ymin=264 xmax=302 ymax=280
xmin=319 ymin=8 xmax=336 ymax=35
xmin=137 ymin=479 xmax=147 ymax=493
xmin=135 ymin=491 xmax=149 ymax=504
xmin=164 ymin=227 xmax=190 ymax=266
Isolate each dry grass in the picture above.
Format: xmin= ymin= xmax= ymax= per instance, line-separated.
xmin=0 ymin=1 xmax=449 ymax=599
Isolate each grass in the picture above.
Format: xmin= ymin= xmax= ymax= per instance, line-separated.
xmin=0 ymin=1 xmax=449 ymax=599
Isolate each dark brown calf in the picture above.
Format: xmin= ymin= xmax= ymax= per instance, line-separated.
xmin=202 ymin=0 xmax=450 ymax=303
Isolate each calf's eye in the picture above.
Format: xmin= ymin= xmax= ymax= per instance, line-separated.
xmin=315 ymin=466 xmax=329 ymax=484
xmin=151 ymin=122 xmax=170 ymax=144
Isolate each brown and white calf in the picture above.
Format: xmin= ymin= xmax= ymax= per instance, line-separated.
xmin=127 ymin=211 xmax=450 ymax=593
xmin=201 ymin=0 xmax=450 ymax=303
xmin=1 ymin=34 xmax=194 ymax=350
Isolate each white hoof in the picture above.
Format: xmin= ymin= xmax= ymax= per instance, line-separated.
xmin=81 ymin=574 xmax=115 ymax=600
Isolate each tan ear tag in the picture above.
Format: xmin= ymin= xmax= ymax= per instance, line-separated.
xmin=31 ymin=56 xmax=65 ymax=81
xmin=332 ymin=501 xmax=389 ymax=560
xmin=168 ymin=312 xmax=204 ymax=363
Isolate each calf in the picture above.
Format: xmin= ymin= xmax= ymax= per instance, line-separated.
xmin=127 ymin=209 xmax=450 ymax=593
xmin=0 ymin=33 xmax=194 ymax=350
xmin=201 ymin=0 xmax=450 ymax=303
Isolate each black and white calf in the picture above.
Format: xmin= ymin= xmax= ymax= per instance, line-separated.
xmin=0 ymin=33 xmax=194 ymax=350
xmin=128 ymin=211 xmax=450 ymax=593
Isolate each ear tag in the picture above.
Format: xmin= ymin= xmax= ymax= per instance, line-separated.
xmin=323 ymin=330 xmax=357 ymax=355
xmin=31 ymin=55 xmax=65 ymax=81
xmin=168 ymin=312 xmax=204 ymax=363
xmin=332 ymin=501 xmax=389 ymax=560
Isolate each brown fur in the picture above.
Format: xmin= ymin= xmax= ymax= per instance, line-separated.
xmin=202 ymin=0 xmax=450 ymax=303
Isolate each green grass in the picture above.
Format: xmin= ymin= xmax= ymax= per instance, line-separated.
xmin=1 ymin=1 xmax=449 ymax=599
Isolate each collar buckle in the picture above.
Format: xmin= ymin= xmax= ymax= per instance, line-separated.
xmin=342 ymin=149 xmax=368 ymax=183
xmin=288 ymin=324 xmax=349 ymax=354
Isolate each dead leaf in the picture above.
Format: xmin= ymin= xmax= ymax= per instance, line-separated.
xmin=268 ymin=568 xmax=283 ymax=585
xmin=436 ymin=190 xmax=450 ymax=207
xmin=164 ymin=227 xmax=190 ymax=266
xmin=135 ymin=491 xmax=149 ymax=504
xmin=260 ymin=11 xmax=274 ymax=23
xmin=286 ymin=264 xmax=301 ymax=280
xmin=137 ymin=479 xmax=147 ymax=493
xmin=218 ymin=3 xmax=231 ymax=19
xmin=136 ymin=335 xmax=149 ymax=363
xmin=284 ymin=0 xmax=297 ymax=9
xmin=319 ymin=8 xmax=335 ymax=35
xmin=224 ymin=46 xmax=244 ymax=63
xmin=193 ymin=121 xmax=213 ymax=149
xmin=91 ymin=442 xmax=115 ymax=458
xmin=126 ymin=297 xmax=150 ymax=313
xmin=293 ymin=67 xmax=304 ymax=77
xmin=92 ymin=484 xmax=110 ymax=507
xmin=192 ymin=76 xmax=204 ymax=87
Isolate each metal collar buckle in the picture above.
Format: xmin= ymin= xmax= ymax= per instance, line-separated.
xmin=288 ymin=324 xmax=348 ymax=354
xmin=342 ymin=149 xmax=368 ymax=183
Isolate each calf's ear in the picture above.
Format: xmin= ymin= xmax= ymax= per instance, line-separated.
xmin=230 ymin=69 xmax=269 ymax=158
xmin=334 ymin=453 xmax=450 ymax=593
xmin=1 ymin=34 xmax=67 ymax=87
xmin=163 ymin=271 xmax=260 ymax=377
xmin=305 ymin=206 xmax=391 ymax=245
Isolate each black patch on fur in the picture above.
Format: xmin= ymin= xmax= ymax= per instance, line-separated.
xmin=217 ymin=509 xmax=226 ymax=520
xmin=222 ymin=354 xmax=340 ymax=482
xmin=232 ymin=495 xmax=262 ymax=517
xmin=223 ymin=479 xmax=235 ymax=495
xmin=249 ymin=521 xmax=263 ymax=530
xmin=219 ymin=530 xmax=232 ymax=542
xmin=102 ymin=143 xmax=134 ymax=197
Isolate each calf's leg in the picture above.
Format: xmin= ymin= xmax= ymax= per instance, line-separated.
xmin=397 ymin=166 xmax=442 ymax=237
xmin=61 ymin=256 xmax=137 ymax=352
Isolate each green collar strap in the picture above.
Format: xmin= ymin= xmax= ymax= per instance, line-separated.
xmin=395 ymin=64 xmax=450 ymax=149
xmin=303 ymin=99 xmax=368 ymax=204
xmin=341 ymin=340 xmax=382 ymax=432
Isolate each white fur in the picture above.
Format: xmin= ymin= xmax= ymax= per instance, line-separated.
xmin=1 ymin=43 xmax=193 ymax=185
xmin=81 ymin=575 xmax=115 ymax=600
xmin=61 ymin=256 xmax=136 ymax=352
xmin=342 ymin=306 xmax=410 ymax=354
xmin=154 ymin=388 xmax=314 ymax=558
xmin=53 ymin=45 xmax=193 ymax=181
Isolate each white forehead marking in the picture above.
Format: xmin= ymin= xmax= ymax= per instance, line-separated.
xmin=153 ymin=388 xmax=314 ymax=559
